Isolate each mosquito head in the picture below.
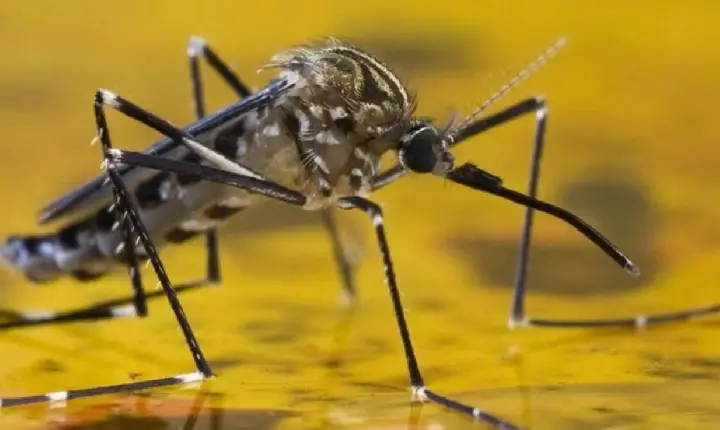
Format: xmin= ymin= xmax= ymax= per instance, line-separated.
xmin=397 ymin=121 xmax=454 ymax=175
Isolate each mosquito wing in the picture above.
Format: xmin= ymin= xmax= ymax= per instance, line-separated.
xmin=38 ymin=78 xmax=295 ymax=226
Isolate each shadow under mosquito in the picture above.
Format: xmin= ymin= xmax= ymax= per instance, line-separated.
xmin=447 ymin=176 xmax=660 ymax=296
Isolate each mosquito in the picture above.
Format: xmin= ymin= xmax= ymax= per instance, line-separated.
xmin=0 ymin=35 xmax=681 ymax=426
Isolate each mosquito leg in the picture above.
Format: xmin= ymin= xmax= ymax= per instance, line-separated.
xmin=455 ymin=98 xmax=550 ymax=328
xmin=0 ymin=284 xmax=206 ymax=331
xmin=320 ymin=208 xmax=357 ymax=304
xmin=0 ymin=373 xmax=205 ymax=408
xmin=370 ymin=98 xmax=549 ymax=328
xmin=188 ymin=36 xmax=251 ymax=100
xmin=114 ymin=35 xmax=254 ymax=320
xmin=118 ymin=172 xmax=148 ymax=318
xmin=420 ymin=98 xmax=550 ymax=328
xmin=96 ymin=90 xmax=213 ymax=377
xmin=336 ymin=196 xmax=521 ymax=429
xmin=442 ymin=163 xmax=720 ymax=331
xmin=178 ymin=36 xmax=252 ymax=289
xmin=489 ymin=99 xmax=550 ymax=329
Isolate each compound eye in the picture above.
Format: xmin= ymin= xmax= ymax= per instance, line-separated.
xmin=399 ymin=127 xmax=439 ymax=173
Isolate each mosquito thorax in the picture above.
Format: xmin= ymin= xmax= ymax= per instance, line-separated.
xmin=257 ymin=39 xmax=424 ymax=203
xmin=398 ymin=122 xmax=454 ymax=175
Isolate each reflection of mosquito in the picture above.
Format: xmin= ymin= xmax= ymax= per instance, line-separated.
xmin=0 ymin=36 xmax=642 ymax=427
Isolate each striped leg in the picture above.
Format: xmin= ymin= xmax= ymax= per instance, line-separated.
xmin=178 ymin=36 xmax=252 ymax=291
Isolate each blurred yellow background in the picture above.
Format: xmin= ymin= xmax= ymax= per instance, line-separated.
xmin=0 ymin=1 xmax=719 ymax=429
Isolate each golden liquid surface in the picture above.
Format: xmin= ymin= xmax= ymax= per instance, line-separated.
xmin=0 ymin=1 xmax=719 ymax=429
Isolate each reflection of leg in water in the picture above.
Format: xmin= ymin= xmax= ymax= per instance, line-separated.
xmin=507 ymin=345 xmax=533 ymax=429
xmin=191 ymin=391 xmax=296 ymax=430
xmin=405 ymin=402 xmax=424 ymax=430
xmin=307 ymin=306 xmax=358 ymax=427
xmin=182 ymin=389 xmax=212 ymax=430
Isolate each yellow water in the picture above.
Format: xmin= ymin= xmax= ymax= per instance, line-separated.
xmin=0 ymin=1 xmax=719 ymax=429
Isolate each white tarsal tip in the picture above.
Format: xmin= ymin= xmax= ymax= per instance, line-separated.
xmin=187 ymin=36 xmax=206 ymax=57
xmin=472 ymin=408 xmax=482 ymax=418
xmin=99 ymin=89 xmax=120 ymax=107
xmin=111 ymin=305 xmax=137 ymax=317
xmin=413 ymin=386 xmax=427 ymax=400
xmin=19 ymin=310 xmax=56 ymax=320
xmin=178 ymin=372 xmax=205 ymax=383
xmin=635 ymin=315 xmax=647 ymax=327
xmin=508 ymin=317 xmax=529 ymax=330
xmin=47 ymin=391 xmax=69 ymax=401
xmin=536 ymin=107 xmax=547 ymax=120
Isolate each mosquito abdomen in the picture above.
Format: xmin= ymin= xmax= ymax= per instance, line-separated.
xmin=1 ymin=178 xmax=252 ymax=284
xmin=2 ymin=213 xmax=115 ymax=283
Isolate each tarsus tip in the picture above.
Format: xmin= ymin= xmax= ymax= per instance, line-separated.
xmin=187 ymin=35 xmax=207 ymax=57
xmin=625 ymin=261 xmax=641 ymax=277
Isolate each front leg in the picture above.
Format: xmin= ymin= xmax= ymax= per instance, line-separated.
xmin=336 ymin=196 xmax=521 ymax=429
xmin=94 ymin=89 xmax=213 ymax=378
xmin=368 ymin=97 xmax=549 ymax=326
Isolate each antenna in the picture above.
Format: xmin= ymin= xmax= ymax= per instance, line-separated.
xmin=446 ymin=37 xmax=567 ymax=142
